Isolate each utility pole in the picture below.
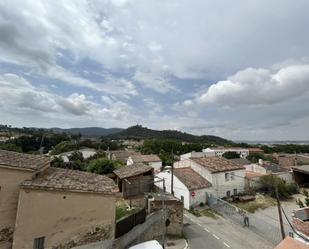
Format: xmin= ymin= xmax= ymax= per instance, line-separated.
xmin=275 ymin=185 xmax=285 ymax=239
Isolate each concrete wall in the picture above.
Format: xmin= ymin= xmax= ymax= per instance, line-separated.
xmin=113 ymin=211 xmax=164 ymax=249
xmin=245 ymin=164 xmax=267 ymax=174
xmin=275 ymin=171 xmax=293 ymax=183
xmin=189 ymin=188 xmax=208 ymax=208
xmin=211 ymin=170 xmax=246 ymax=198
xmin=13 ymin=189 xmax=116 ymax=249
xmin=149 ymin=161 xmax=162 ymax=173
xmin=0 ymin=167 xmax=33 ymax=231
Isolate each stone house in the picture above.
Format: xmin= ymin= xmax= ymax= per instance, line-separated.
xmin=0 ymin=150 xmax=50 ymax=242
xmin=0 ymin=150 xmax=118 ymax=249
xmin=127 ymin=155 xmax=162 ymax=173
xmin=292 ymin=207 xmax=309 ymax=244
xmin=155 ymin=167 xmax=211 ymax=209
xmin=173 ymin=157 xmax=246 ymax=198
xmin=114 ymin=164 xmax=154 ymax=199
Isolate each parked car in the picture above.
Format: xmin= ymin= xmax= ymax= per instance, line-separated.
xmin=129 ymin=240 xmax=163 ymax=249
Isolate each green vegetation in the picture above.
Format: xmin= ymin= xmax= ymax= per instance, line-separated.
xmin=247 ymin=153 xmax=278 ymax=164
xmin=233 ymin=194 xmax=277 ymax=213
xmin=199 ymin=208 xmax=220 ymax=219
xmin=116 ymin=206 xmax=140 ymax=220
xmin=259 ymin=174 xmax=299 ymax=199
xmin=107 ymin=125 xmax=232 ymax=145
xmin=296 ymin=189 xmax=309 ymax=208
xmin=52 ymin=151 xmax=123 ymax=174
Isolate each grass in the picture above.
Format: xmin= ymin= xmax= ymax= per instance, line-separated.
xmin=189 ymin=208 xmax=221 ymax=219
xmin=233 ymin=194 xmax=276 ymax=213
xmin=115 ymin=206 xmax=139 ymax=220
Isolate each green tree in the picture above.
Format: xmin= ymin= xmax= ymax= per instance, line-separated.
xmin=87 ymin=158 xmax=122 ymax=174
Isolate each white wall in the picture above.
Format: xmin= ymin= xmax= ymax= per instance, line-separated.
xmin=211 ymin=169 xmax=246 ymax=198
xmin=127 ymin=156 xmax=134 ymax=166
xmin=149 ymin=161 xmax=162 ymax=173
xmin=155 ymin=171 xmax=190 ymax=209
xmin=274 ymin=171 xmax=293 ymax=183
xmin=245 ymin=164 xmax=267 ymax=174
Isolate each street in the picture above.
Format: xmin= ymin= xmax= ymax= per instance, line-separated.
xmin=183 ymin=212 xmax=274 ymax=249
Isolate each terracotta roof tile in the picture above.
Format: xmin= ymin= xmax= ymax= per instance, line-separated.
xmin=174 ymin=167 xmax=211 ymax=190
xmin=20 ymin=167 xmax=118 ymax=194
xmin=245 ymin=171 xmax=264 ymax=178
xmin=131 ymin=154 xmax=161 ymax=163
xmin=0 ymin=150 xmax=50 ymax=171
xmin=191 ymin=157 xmax=244 ymax=173
xmin=274 ymin=237 xmax=308 ymax=249
xmin=114 ymin=164 xmax=153 ymax=179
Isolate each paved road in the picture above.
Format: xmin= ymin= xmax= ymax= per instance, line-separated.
xmin=183 ymin=212 xmax=274 ymax=249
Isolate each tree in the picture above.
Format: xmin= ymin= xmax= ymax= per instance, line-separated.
xmin=87 ymin=158 xmax=122 ymax=174
xmin=222 ymin=151 xmax=240 ymax=159
xmin=259 ymin=174 xmax=298 ymax=199
xmin=296 ymin=189 xmax=309 ymax=208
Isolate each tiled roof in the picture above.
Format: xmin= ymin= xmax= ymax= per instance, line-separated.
xmin=110 ymin=150 xmax=140 ymax=163
xmin=0 ymin=150 xmax=50 ymax=171
xmin=131 ymin=154 xmax=161 ymax=163
xmin=174 ymin=167 xmax=211 ymax=190
xmin=114 ymin=164 xmax=153 ymax=179
xmin=248 ymin=148 xmax=264 ymax=153
xmin=274 ymin=237 xmax=308 ymax=249
xmin=20 ymin=167 xmax=118 ymax=194
xmin=245 ymin=171 xmax=264 ymax=178
xmin=229 ymin=158 xmax=251 ymax=166
xmin=191 ymin=157 xmax=244 ymax=173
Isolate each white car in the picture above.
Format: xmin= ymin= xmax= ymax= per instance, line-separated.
xmin=129 ymin=240 xmax=163 ymax=249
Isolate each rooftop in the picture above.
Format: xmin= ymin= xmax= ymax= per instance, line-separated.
xmin=110 ymin=150 xmax=139 ymax=163
xmin=20 ymin=167 xmax=118 ymax=194
xmin=131 ymin=154 xmax=161 ymax=163
xmin=191 ymin=157 xmax=245 ymax=173
xmin=229 ymin=158 xmax=251 ymax=166
xmin=0 ymin=150 xmax=50 ymax=171
xmin=274 ymin=237 xmax=308 ymax=249
xmin=174 ymin=167 xmax=211 ymax=190
xmin=114 ymin=164 xmax=153 ymax=179
xmin=292 ymin=165 xmax=309 ymax=174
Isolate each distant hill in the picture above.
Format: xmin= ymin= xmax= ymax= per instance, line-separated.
xmin=106 ymin=125 xmax=232 ymax=145
xmin=50 ymin=127 xmax=123 ymax=137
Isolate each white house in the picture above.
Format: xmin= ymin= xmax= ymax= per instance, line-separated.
xmin=174 ymin=157 xmax=246 ymax=198
xmin=57 ymin=148 xmax=97 ymax=162
xmin=180 ymin=151 xmax=213 ymax=161
xmin=127 ymin=154 xmax=162 ymax=173
xmin=203 ymin=147 xmax=250 ymax=158
xmin=155 ymin=167 xmax=211 ymax=209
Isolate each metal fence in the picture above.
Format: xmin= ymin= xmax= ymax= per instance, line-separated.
xmin=207 ymin=193 xmax=289 ymax=245
xmin=115 ymin=208 xmax=146 ymax=238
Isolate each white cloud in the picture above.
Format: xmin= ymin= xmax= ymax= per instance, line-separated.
xmin=197 ymin=64 xmax=309 ymax=106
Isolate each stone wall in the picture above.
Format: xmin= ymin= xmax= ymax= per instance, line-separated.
xmin=149 ymin=199 xmax=183 ymax=237
xmin=113 ymin=211 xmax=164 ymax=249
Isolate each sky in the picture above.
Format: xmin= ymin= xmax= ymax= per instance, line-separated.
xmin=1 ymin=0 xmax=309 ymax=141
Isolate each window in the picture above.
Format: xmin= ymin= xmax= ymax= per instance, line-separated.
xmin=226 ymin=191 xmax=231 ymax=198
xmin=231 ymin=172 xmax=235 ymax=181
xmin=225 ymin=173 xmax=230 ymax=181
xmin=233 ymin=189 xmax=237 ymax=195
xmin=33 ymin=237 xmax=45 ymax=249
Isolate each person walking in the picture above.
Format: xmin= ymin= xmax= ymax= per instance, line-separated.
xmin=244 ymin=211 xmax=250 ymax=227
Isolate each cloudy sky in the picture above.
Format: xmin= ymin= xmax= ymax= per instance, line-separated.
xmin=1 ymin=0 xmax=309 ymax=141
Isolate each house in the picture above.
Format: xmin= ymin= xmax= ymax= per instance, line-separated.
xmin=180 ymin=151 xmax=209 ymax=161
xmin=13 ymin=168 xmax=117 ymax=249
xmin=174 ymin=157 xmax=246 ymax=198
xmin=108 ymin=150 xmax=139 ymax=164
xmin=274 ymin=236 xmax=308 ymax=249
xmin=244 ymin=171 xmax=265 ymax=191
xmin=291 ymin=207 xmax=309 ymax=244
xmin=0 ymin=150 xmax=118 ymax=249
xmin=0 ymin=150 xmax=50 ymax=241
xmin=292 ymin=165 xmax=309 ymax=186
xmin=155 ymin=167 xmax=211 ymax=209
xmin=202 ymin=147 xmax=250 ymax=158
xmin=127 ymin=154 xmax=162 ymax=173
xmin=277 ymin=154 xmax=309 ymax=170
xmin=114 ymin=164 xmax=154 ymax=198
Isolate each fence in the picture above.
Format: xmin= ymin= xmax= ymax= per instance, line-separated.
xmin=123 ymin=176 xmax=153 ymax=198
xmin=115 ymin=208 xmax=146 ymax=238
xmin=207 ymin=193 xmax=290 ymax=245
